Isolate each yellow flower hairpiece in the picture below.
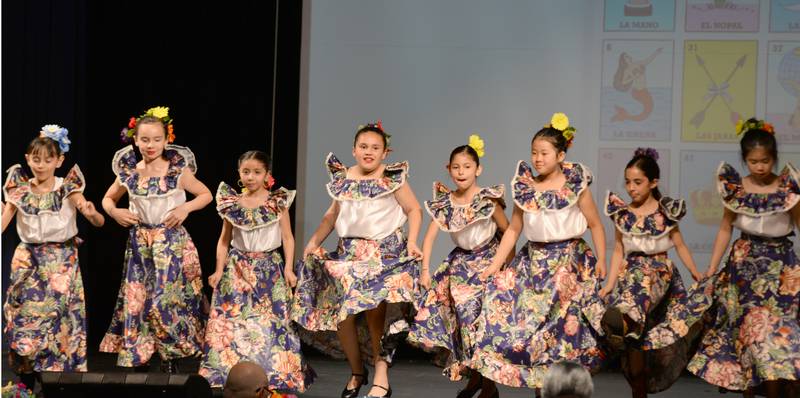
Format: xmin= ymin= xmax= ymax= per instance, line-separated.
xmin=543 ymin=112 xmax=576 ymax=148
xmin=735 ymin=119 xmax=744 ymax=135
xmin=735 ymin=118 xmax=775 ymax=137
xmin=147 ymin=106 xmax=170 ymax=119
xmin=121 ymin=105 xmax=175 ymax=144
xmin=550 ymin=113 xmax=569 ymax=131
xmin=468 ymin=134 xmax=485 ymax=158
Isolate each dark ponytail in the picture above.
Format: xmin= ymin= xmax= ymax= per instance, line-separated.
xmin=626 ymin=147 xmax=662 ymax=199
xmin=448 ymin=145 xmax=480 ymax=166
xmin=739 ymin=118 xmax=778 ymax=164
xmin=238 ymin=150 xmax=271 ymax=171
xmin=532 ymin=126 xmax=570 ymax=154
xmin=354 ymin=122 xmax=389 ymax=149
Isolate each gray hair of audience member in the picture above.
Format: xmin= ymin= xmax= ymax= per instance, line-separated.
xmin=223 ymin=361 xmax=270 ymax=398
xmin=541 ymin=361 xmax=594 ymax=398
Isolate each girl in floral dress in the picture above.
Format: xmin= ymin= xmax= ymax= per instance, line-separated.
xmin=199 ymin=150 xmax=315 ymax=393
xmin=470 ymin=113 xmax=608 ymax=397
xmin=599 ymin=147 xmax=702 ymax=398
xmin=293 ymin=121 xmax=422 ymax=398
xmin=2 ymin=125 xmax=104 ymax=389
xmin=100 ymin=107 xmax=212 ymax=373
xmin=408 ymin=135 xmax=509 ymax=398
xmin=646 ymin=118 xmax=800 ymax=398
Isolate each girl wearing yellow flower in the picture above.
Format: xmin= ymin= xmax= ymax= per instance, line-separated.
xmin=646 ymin=118 xmax=800 ymax=397
xmin=408 ymin=135 xmax=509 ymax=398
xmin=470 ymin=113 xmax=608 ymax=395
xmin=100 ymin=106 xmax=213 ymax=373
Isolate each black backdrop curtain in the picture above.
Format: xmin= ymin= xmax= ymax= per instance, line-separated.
xmin=2 ymin=0 xmax=301 ymax=353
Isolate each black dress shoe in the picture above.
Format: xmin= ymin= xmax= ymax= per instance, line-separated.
xmin=601 ymin=307 xmax=627 ymax=351
xmin=341 ymin=366 xmax=369 ymax=398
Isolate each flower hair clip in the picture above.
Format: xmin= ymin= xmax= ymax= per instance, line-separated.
xmin=735 ymin=118 xmax=774 ymax=137
xmin=39 ymin=124 xmax=71 ymax=153
xmin=357 ymin=119 xmax=392 ymax=148
xmin=634 ymin=147 xmax=659 ymax=161
xmin=543 ymin=112 xmax=576 ymax=148
xmin=468 ymin=134 xmax=485 ymax=157
xmin=120 ymin=106 xmax=175 ymax=144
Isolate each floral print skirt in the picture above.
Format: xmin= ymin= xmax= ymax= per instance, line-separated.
xmin=408 ymin=238 xmax=498 ymax=380
xmin=4 ymin=237 xmax=87 ymax=373
xmin=199 ymin=247 xmax=315 ymax=391
xmin=291 ymin=229 xmax=418 ymax=364
xmin=605 ymin=252 xmax=690 ymax=393
xmin=100 ymin=224 xmax=205 ymax=367
xmin=470 ymin=238 xmax=606 ymax=389
xmin=646 ymin=233 xmax=800 ymax=391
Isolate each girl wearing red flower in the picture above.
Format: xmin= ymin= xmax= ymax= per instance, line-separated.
xmin=646 ymin=117 xmax=800 ymax=397
xmin=198 ymin=150 xmax=315 ymax=393
xmin=292 ymin=122 xmax=423 ymax=398
xmin=100 ymin=107 xmax=212 ymax=373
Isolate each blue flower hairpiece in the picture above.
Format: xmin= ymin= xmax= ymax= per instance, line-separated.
xmin=39 ymin=124 xmax=71 ymax=153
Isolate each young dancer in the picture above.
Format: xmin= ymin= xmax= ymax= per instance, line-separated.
xmin=408 ymin=135 xmax=509 ymax=398
xmin=292 ymin=121 xmax=422 ymax=398
xmin=100 ymin=106 xmax=211 ymax=372
xmin=2 ymin=125 xmax=104 ymax=389
xmin=600 ymin=147 xmax=702 ymax=397
xmin=199 ymin=150 xmax=315 ymax=393
xmin=471 ymin=113 xmax=607 ymax=397
xmin=646 ymin=118 xmax=800 ymax=397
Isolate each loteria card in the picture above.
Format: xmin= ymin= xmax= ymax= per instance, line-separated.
xmin=685 ymin=0 xmax=760 ymax=32
xmin=601 ymin=40 xmax=674 ymax=141
xmin=681 ymin=40 xmax=757 ymax=142
xmin=605 ymin=0 xmax=676 ymax=31
xmin=766 ymin=41 xmax=800 ymax=143
xmin=771 ymin=0 xmax=800 ymax=32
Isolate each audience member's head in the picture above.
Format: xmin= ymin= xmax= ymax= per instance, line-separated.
xmin=223 ymin=361 xmax=270 ymax=398
xmin=541 ymin=361 xmax=593 ymax=398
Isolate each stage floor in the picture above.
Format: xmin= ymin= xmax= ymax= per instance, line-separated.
xmin=2 ymin=352 xmax=728 ymax=397
xmin=298 ymin=358 xmax=725 ymax=398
